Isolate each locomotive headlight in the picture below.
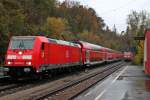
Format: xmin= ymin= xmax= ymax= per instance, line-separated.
xmin=7 ymin=55 xmax=16 ymax=59
xmin=24 ymin=68 xmax=31 ymax=72
xmin=7 ymin=61 xmax=12 ymax=65
xmin=26 ymin=62 xmax=31 ymax=65
xmin=18 ymin=51 xmax=22 ymax=55
xmin=22 ymin=55 xmax=32 ymax=59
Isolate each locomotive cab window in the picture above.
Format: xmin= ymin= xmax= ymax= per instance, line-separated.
xmin=10 ymin=37 xmax=35 ymax=50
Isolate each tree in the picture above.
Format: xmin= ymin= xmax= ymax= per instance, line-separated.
xmin=127 ymin=10 xmax=150 ymax=36
xmin=57 ymin=1 xmax=105 ymax=33
xmin=0 ymin=0 xmax=125 ymax=64
xmin=126 ymin=10 xmax=150 ymax=64
xmin=43 ymin=17 xmax=68 ymax=39
xmin=112 ymin=24 xmax=117 ymax=33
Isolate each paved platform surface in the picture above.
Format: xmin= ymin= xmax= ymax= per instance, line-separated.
xmin=74 ymin=65 xmax=150 ymax=100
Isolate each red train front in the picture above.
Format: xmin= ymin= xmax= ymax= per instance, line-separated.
xmin=4 ymin=36 xmax=82 ymax=78
xmin=4 ymin=36 xmax=48 ymax=77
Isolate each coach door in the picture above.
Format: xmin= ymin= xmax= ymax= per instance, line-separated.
xmin=85 ymin=50 xmax=90 ymax=64
xmin=41 ymin=43 xmax=46 ymax=65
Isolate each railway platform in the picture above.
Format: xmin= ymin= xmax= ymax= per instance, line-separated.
xmin=74 ymin=65 xmax=150 ymax=100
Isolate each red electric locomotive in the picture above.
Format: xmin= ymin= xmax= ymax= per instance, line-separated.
xmin=4 ymin=36 xmax=82 ymax=77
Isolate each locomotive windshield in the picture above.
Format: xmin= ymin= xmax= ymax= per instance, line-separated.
xmin=10 ymin=37 xmax=35 ymax=50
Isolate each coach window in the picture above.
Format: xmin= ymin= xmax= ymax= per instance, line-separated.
xmin=86 ymin=50 xmax=90 ymax=59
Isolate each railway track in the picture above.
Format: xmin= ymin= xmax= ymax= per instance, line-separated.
xmin=0 ymin=66 xmax=86 ymax=97
xmin=35 ymin=62 xmax=127 ymax=100
xmin=0 ymin=84 xmax=20 ymax=92
xmin=0 ymin=78 xmax=58 ymax=97
xmin=0 ymin=61 xmax=129 ymax=100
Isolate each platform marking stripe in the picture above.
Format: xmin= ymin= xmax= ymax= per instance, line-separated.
xmin=85 ymin=89 xmax=94 ymax=96
xmin=94 ymin=65 xmax=128 ymax=100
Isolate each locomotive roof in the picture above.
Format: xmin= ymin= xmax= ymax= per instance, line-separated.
xmin=11 ymin=36 xmax=80 ymax=47
xmin=11 ymin=36 xmax=36 ymax=39
xmin=101 ymin=47 xmax=121 ymax=53
xmin=48 ymin=38 xmax=80 ymax=47
xmin=78 ymin=41 xmax=103 ymax=50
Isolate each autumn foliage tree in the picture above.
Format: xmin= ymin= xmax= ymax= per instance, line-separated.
xmin=126 ymin=10 xmax=150 ymax=65
xmin=43 ymin=17 xmax=68 ymax=39
xmin=0 ymin=0 xmax=125 ymax=64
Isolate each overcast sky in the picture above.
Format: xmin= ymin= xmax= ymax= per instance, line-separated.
xmin=58 ymin=0 xmax=150 ymax=33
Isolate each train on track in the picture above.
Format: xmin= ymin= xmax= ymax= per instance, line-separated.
xmin=123 ymin=52 xmax=134 ymax=61
xmin=3 ymin=36 xmax=133 ymax=78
